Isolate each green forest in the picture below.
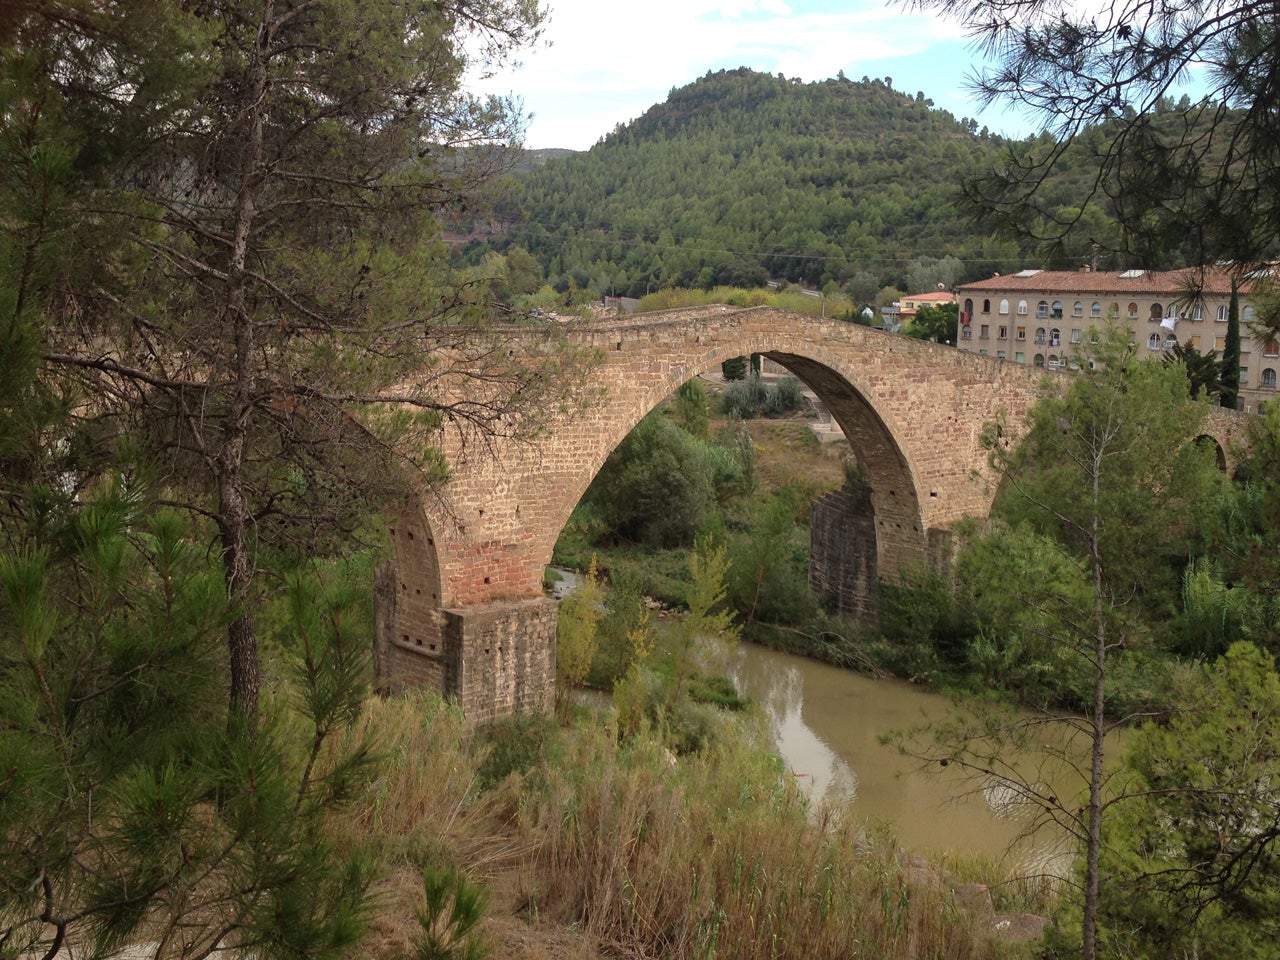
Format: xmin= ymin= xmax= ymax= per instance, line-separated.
xmin=467 ymin=68 xmax=1218 ymax=307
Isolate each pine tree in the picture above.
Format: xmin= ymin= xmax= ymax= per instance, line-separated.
xmin=920 ymin=328 xmax=1225 ymax=960
xmin=3 ymin=0 xmax=576 ymax=729
xmin=0 ymin=364 xmax=378 ymax=958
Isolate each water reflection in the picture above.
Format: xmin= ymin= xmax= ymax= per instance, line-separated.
xmin=727 ymin=643 xmax=1082 ymax=872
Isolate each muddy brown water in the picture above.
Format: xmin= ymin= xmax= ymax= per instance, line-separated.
xmin=726 ymin=643 xmax=1100 ymax=875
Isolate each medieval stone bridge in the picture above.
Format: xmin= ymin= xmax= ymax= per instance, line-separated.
xmin=373 ymin=304 xmax=1246 ymax=723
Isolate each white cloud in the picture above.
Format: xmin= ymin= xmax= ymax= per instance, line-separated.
xmin=469 ymin=0 xmax=1018 ymax=149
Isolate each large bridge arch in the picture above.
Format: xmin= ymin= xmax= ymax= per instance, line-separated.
xmin=526 ymin=345 xmax=933 ymax=596
xmin=377 ymin=305 xmax=1049 ymax=721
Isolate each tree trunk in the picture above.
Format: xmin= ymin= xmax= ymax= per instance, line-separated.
xmin=1082 ymin=446 xmax=1107 ymax=960
xmin=217 ymin=3 xmax=271 ymax=731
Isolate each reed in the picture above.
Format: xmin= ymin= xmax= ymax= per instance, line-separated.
xmin=322 ymin=693 xmax=1015 ymax=959
xmin=513 ymin=714 xmax=1003 ymax=960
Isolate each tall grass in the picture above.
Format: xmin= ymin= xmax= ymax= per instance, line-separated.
xmin=513 ymin=716 xmax=1002 ymax=960
xmin=326 ymin=692 xmax=1014 ymax=960
xmin=328 ymin=694 xmax=535 ymax=958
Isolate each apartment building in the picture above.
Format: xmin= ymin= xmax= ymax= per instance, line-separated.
xmin=956 ymin=266 xmax=1279 ymax=412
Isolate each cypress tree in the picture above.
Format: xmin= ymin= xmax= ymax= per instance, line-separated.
xmin=1222 ymin=280 xmax=1241 ymax=409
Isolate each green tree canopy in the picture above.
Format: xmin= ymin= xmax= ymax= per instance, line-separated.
xmin=1099 ymin=643 xmax=1280 ymax=959
xmin=912 ymin=0 xmax=1280 ymax=266
xmin=904 ymin=301 xmax=959 ymax=343
xmin=977 ymin=328 xmax=1225 ymax=959
xmin=2 ymin=0 xmax=566 ymax=725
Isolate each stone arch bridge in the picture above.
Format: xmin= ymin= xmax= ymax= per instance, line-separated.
xmin=374 ymin=305 xmax=1246 ymax=723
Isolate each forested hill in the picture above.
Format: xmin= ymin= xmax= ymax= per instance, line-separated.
xmin=489 ymin=68 xmax=1032 ymax=299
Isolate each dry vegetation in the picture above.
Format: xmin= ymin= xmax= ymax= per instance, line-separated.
xmin=742 ymin=419 xmax=848 ymax=492
xmin=332 ymin=693 xmax=1015 ymax=960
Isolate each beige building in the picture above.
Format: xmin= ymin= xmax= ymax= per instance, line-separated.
xmin=882 ymin=289 xmax=956 ymax=327
xmin=956 ymin=266 xmax=1279 ymax=412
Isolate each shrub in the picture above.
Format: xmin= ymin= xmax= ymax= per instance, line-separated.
xmin=556 ymin=559 xmax=605 ymax=703
xmin=721 ymin=373 xmax=805 ymax=419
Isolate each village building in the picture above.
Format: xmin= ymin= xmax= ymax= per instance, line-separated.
xmin=881 ymin=289 xmax=956 ymax=328
xmin=956 ymin=266 xmax=1279 ymax=412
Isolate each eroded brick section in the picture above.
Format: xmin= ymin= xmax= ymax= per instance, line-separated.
xmin=380 ymin=512 xmax=449 ymax=693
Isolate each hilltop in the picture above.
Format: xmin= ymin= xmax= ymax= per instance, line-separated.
xmin=482 ymin=68 xmax=1025 ymax=300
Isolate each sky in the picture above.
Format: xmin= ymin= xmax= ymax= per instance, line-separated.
xmin=468 ymin=0 xmax=1043 ymax=151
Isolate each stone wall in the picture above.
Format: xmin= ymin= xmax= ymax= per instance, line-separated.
xmin=810 ymin=485 xmax=877 ymax=620
xmin=445 ymin=597 xmax=558 ymax=725
xmin=376 ymin=561 xmax=556 ymax=726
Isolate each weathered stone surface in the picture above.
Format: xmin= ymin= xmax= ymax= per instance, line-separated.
xmin=810 ymin=486 xmax=877 ymax=620
xmin=991 ymin=912 xmax=1050 ymax=944
xmin=377 ymin=305 xmax=1245 ymax=720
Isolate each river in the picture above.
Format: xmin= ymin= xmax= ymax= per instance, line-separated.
xmin=726 ymin=642 xmax=1085 ymax=875
xmin=552 ymin=566 xmax=1086 ymax=873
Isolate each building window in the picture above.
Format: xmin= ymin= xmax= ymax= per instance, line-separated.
xmin=1265 ymin=341 xmax=1279 ymax=356
xmin=1071 ymin=328 xmax=1082 ymax=343
xmin=1015 ymin=351 xmax=1025 ymax=363
xmin=1091 ymin=301 xmax=1102 ymax=318
xmin=1187 ymin=335 xmax=1200 ymax=350
xmin=1073 ymin=301 xmax=1084 ymax=317
xmin=982 ymin=298 xmax=991 ymax=313
xmin=1264 ymin=368 xmax=1277 ymax=389
xmin=1034 ymin=353 xmax=1045 ymax=367
xmin=1240 ymin=366 xmax=1249 ymax=385
xmin=1049 ymin=327 xmax=1061 ymax=346
xmin=1047 ymin=354 xmax=1060 ymax=369
xmin=1148 ymin=333 xmax=1163 ymax=350
xmin=1216 ymin=336 xmax=1226 ymax=350
xmin=1018 ymin=299 xmax=1028 ymax=315
xmin=1192 ymin=304 xmax=1204 ymax=320
xmin=1035 ymin=327 xmax=1047 ymax=344
xmin=998 ymin=325 xmax=1008 ymax=340
xmin=997 ymin=350 xmax=1007 ymax=359
xmin=980 ymin=349 xmax=989 ymax=355
xmin=1165 ymin=334 xmax=1178 ymax=349
xmin=1036 ymin=300 xmax=1049 ymax=318
xmin=1017 ymin=326 xmax=1027 ymax=341
xmin=1218 ymin=304 xmax=1229 ymax=321
xmin=1149 ymin=303 xmax=1163 ymax=321
xmin=1052 ymin=301 xmax=1064 ymax=318
xmin=961 ymin=328 xmax=972 ymax=340
xmin=980 ymin=324 xmax=990 ymax=338
xmin=999 ymin=299 xmax=1010 ymax=315
xmin=1128 ymin=302 xmax=1139 ymax=318
xmin=1244 ymin=305 xmax=1256 ymax=322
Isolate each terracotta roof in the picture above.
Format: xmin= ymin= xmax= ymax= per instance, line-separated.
xmin=902 ymin=291 xmax=957 ymax=303
xmin=958 ymin=265 xmax=1267 ymax=297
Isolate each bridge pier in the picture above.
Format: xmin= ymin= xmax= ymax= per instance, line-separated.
xmin=375 ymin=565 xmax=557 ymax=725
xmin=809 ymin=485 xmax=878 ymax=621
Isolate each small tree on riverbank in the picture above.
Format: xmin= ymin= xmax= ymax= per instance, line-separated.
xmin=909 ymin=328 xmax=1224 ymax=960
xmin=1222 ymin=281 xmax=1242 ymax=409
